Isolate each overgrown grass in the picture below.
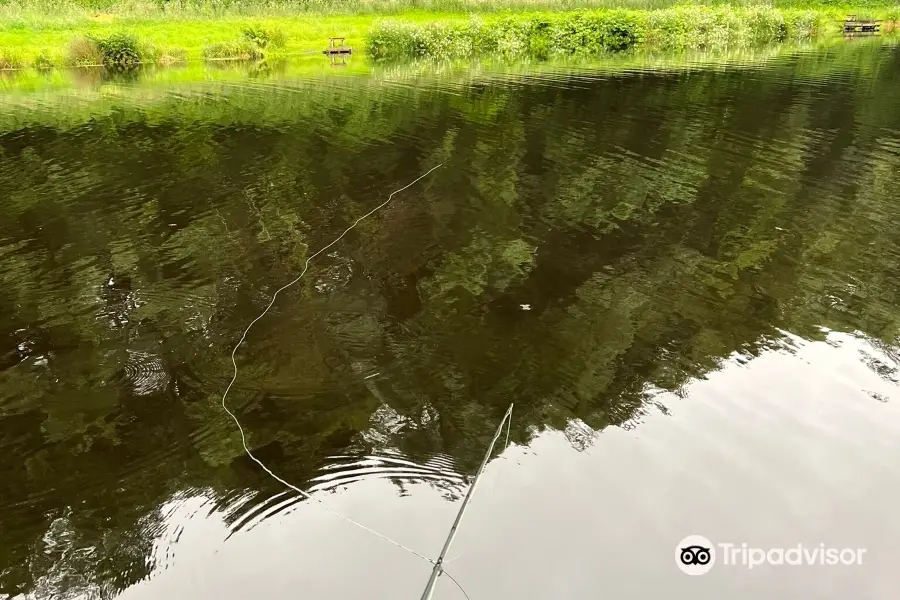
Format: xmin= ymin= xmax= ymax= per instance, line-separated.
xmin=66 ymin=35 xmax=102 ymax=65
xmin=201 ymin=25 xmax=287 ymax=60
xmin=0 ymin=49 xmax=25 ymax=70
xmin=202 ymin=39 xmax=263 ymax=60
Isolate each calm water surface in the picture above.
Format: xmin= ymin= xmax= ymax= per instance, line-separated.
xmin=2 ymin=42 xmax=900 ymax=599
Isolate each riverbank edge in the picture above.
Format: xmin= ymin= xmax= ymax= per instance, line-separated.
xmin=0 ymin=6 xmax=897 ymax=70
xmin=367 ymin=7 xmax=900 ymax=59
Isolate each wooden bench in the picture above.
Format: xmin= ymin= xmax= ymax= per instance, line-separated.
xmin=324 ymin=37 xmax=352 ymax=55
xmin=843 ymin=15 xmax=881 ymax=34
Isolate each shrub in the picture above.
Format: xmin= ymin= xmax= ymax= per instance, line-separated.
xmin=368 ymin=19 xmax=427 ymax=58
xmin=96 ymin=33 xmax=142 ymax=68
xmin=158 ymin=47 xmax=187 ymax=65
xmin=884 ymin=9 xmax=898 ymax=33
xmin=33 ymin=51 xmax=55 ymax=70
xmin=598 ymin=11 xmax=647 ymax=52
xmin=202 ymin=39 xmax=263 ymax=61
xmin=493 ymin=17 xmax=535 ymax=57
xmin=785 ymin=10 xmax=822 ymax=40
xmin=368 ymin=18 xmax=490 ymax=59
xmin=882 ymin=7 xmax=899 ymax=32
xmin=645 ymin=9 xmax=692 ymax=49
xmin=550 ymin=12 xmax=606 ymax=55
xmin=745 ymin=7 xmax=787 ymax=43
xmin=523 ymin=17 xmax=554 ymax=58
xmin=67 ymin=36 xmax=102 ymax=67
xmin=0 ymin=50 xmax=24 ymax=70
xmin=547 ymin=10 xmax=645 ymax=54
xmin=366 ymin=7 xmax=836 ymax=60
xmin=242 ymin=25 xmax=287 ymax=49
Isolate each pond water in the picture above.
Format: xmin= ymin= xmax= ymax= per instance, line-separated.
xmin=2 ymin=41 xmax=900 ymax=600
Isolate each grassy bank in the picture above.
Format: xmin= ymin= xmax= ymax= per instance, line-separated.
xmin=0 ymin=0 xmax=897 ymax=69
xmin=368 ymin=7 xmax=900 ymax=58
xmin=0 ymin=15 xmax=379 ymax=68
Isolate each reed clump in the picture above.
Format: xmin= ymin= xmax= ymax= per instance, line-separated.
xmin=0 ymin=50 xmax=25 ymax=70
xmin=66 ymin=36 xmax=103 ymax=66
xmin=32 ymin=51 xmax=55 ymax=69
xmin=202 ymin=39 xmax=264 ymax=61
xmin=202 ymin=24 xmax=287 ymax=61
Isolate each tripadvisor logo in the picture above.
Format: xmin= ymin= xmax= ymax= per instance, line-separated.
xmin=675 ymin=535 xmax=867 ymax=575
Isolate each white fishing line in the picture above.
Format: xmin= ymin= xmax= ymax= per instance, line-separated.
xmin=220 ymin=163 xmax=444 ymax=566
xmin=442 ymin=406 xmax=514 ymax=567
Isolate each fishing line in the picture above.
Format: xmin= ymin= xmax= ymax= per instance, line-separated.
xmin=419 ymin=404 xmax=515 ymax=600
xmin=444 ymin=571 xmax=472 ymax=600
xmin=443 ymin=405 xmax=514 ymax=567
xmin=220 ymin=163 xmax=444 ymax=566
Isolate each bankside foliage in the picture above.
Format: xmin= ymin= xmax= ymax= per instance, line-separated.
xmin=367 ymin=7 xmax=829 ymax=58
xmin=95 ymin=32 xmax=141 ymax=67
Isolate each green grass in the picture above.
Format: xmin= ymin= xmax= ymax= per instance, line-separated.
xmin=0 ymin=0 xmax=895 ymax=68
xmin=0 ymin=16 xmax=381 ymax=67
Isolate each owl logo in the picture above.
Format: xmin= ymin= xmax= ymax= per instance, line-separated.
xmin=675 ymin=536 xmax=716 ymax=575
xmin=680 ymin=545 xmax=712 ymax=566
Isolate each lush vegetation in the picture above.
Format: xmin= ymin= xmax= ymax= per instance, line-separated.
xmin=2 ymin=40 xmax=900 ymax=596
xmin=0 ymin=0 xmax=898 ymax=68
xmin=367 ymin=6 xmax=842 ymax=58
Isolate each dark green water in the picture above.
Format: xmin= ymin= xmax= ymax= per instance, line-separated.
xmin=2 ymin=42 xmax=900 ymax=600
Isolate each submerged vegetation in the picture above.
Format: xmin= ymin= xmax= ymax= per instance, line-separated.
xmin=0 ymin=0 xmax=895 ymax=69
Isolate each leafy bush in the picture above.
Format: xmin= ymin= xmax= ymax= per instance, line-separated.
xmin=784 ymin=10 xmax=822 ymax=39
xmin=368 ymin=18 xmax=490 ymax=59
xmin=367 ymin=7 xmax=870 ymax=60
xmin=200 ymin=25 xmax=286 ymax=63
xmin=202 ymin=39 xmax=264 ymax=60
xmin=32 ymin=51 xmax=55 ymax=69
xmin=241 ymin=25 xmax=287 ymax=49
xmin=368 ymin=19 xmax=428 ymax=57
xmin=601 ymin=12 xmax=647 ymax=51
xmin=550 ymin=10 xmax=646 ymax=54
xmin=744 ymin=7 xmax=786 ymax=43
xmin=370 ymin=10 xmax=648 ymax=59
xmin=66 ymin=36 xmax=103 ymax=67
xmin=95 ymin=33 xmax=142 ymax=68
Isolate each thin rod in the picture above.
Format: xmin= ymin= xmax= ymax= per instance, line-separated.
xmin=420 ymin=403 xmax=514 ymax=600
